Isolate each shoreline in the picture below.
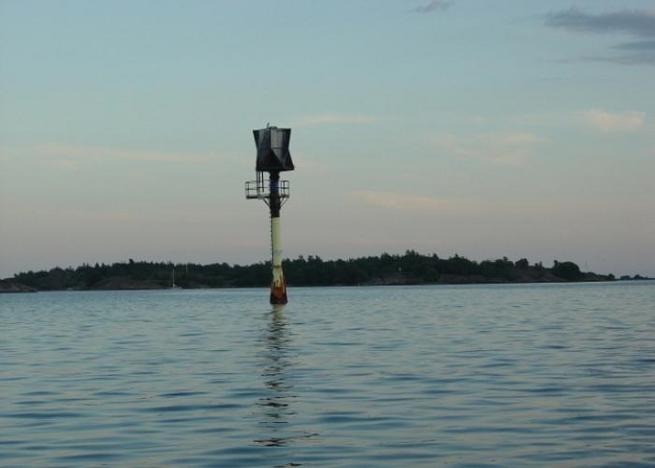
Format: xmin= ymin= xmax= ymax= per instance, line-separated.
xmin=5 ymin=277 xmax=652 ymax=294
xmin=6 ymin=253 xmax=646 ymax=293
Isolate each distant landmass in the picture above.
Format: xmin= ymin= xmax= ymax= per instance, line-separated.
xmin=2 ymin=251 xmax=626 ymax=293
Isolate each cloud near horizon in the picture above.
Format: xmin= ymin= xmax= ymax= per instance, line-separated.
xmin=581 ymin=109 xmax=646 ymax=132
xmin=353 ymin=190 xmax=452 ymax=211
xmin=351 ymin=191 xmax=550 ymax=218
xmin=432 ymin=132 xmax=543 ymax=166
xmin=545 ymin=8 xmax=655 ymax=65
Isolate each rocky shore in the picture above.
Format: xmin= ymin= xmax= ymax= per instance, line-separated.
xmin=0 ymin=279 xmax=37 ymax=293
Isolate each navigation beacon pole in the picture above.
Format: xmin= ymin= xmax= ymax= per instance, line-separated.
xmin=245 ymin=126 xmax=295 ymax=305
xmin=268 ymin=171 xmax=286 ymax=304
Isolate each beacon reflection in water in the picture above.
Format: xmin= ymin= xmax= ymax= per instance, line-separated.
xmin=254 ymin=308 xmax=317 ymax=451
xmin=255 ymin=308 xmax=296 ymax=446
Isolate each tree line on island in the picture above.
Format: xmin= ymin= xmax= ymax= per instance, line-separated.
xmin=6 ymin=251 xmax=616 ymax=291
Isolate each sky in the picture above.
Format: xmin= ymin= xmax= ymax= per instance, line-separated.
xmin=1 ymin=0 xmax=654 ymax=278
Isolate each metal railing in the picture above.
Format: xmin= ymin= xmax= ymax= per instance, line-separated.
xmin=245 ymin=179 xmax=290 ymax=200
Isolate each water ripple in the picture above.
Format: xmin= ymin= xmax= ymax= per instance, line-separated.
xmin=0 ymin=282 xmax=654 ymax=465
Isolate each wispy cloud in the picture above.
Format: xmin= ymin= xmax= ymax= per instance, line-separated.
xmin=351 ymin=191 xmax=546 ymax=217
xmin=432 ymin=132 xmax=544 ymax=166
xmin=413 ymin=0 xmax=452 ymax=14
xmin=616 ymin=40 xmax=655 ymax=50
xmin=545 ymin=8 xmax=655 ymax=65
xmin=601 ymin=39 xmax=655 ymax=65
xmin=33 ymin=144 xmax=213 ymax=164
xmin=581 ymin=109 xmax=646 ymax=132
xmin=545 ymin=8 xmax=655 ymax=36
xmin=292 ymin=114 xmax=378 ymax=128
xmin=353 ymin=190 xmax=451 ymax=211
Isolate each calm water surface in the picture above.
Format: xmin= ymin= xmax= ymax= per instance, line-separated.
xmin=1 ymin=282 xmax=654 ymax=466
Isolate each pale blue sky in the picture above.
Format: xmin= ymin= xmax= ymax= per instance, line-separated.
xmin=1 ymin=0 xmax=654 ymax=277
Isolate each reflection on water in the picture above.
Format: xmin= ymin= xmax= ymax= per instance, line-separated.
xmin=254 ymin=306 xmax=321 ymax=467
xmin=255 ymin=307 xmax=297 ymax=447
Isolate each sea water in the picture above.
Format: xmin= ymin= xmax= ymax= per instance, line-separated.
xmin=1 ymin=282 xmax=654 ymax=466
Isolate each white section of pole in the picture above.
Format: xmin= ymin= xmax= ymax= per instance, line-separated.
xmin=271 ymin=216 xmax=284 ymax=286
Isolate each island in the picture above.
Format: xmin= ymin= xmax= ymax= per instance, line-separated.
xmin=2 ymin=251 xmax=618 ymax=292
